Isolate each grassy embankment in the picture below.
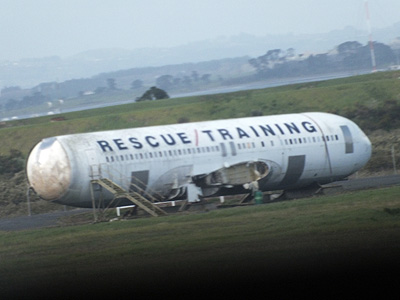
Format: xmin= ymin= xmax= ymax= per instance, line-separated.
xmin=1 ymin=70 xmax=400 ymax=159
xmin=0 ymin=71 xmax=399 ymax=217
xmin=0 ymin=186 xmax=399 ymax=297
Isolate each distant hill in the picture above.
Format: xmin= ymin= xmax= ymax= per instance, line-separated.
xmin=1 ymin=22 xmax=399 ymax=89
xmin=0 ymin=56 xmax=253 ymax=111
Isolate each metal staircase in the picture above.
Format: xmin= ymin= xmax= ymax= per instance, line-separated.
xmin=91 ymin=178 xmax=167 ymax=217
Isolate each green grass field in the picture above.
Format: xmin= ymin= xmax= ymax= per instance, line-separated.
xmin=1 ymin=186 xmax=399 ymax=297
xmin=1 ymin=71 xmax=400 ymax=157
xmin=1 ymin=72 xmax=400 ymax=297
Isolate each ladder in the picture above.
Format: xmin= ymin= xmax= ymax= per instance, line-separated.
xmin=91 ymin=178 xmax=167 ymax=217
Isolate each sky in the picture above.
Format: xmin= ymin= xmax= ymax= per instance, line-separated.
xmin=1 ymin=0 xmax=400 ymax=60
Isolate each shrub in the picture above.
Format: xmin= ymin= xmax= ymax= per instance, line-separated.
xmin=342 ymin=100 xmax=400 ymax=131
xmin=0 ymin=149 xmax=24 ymax=175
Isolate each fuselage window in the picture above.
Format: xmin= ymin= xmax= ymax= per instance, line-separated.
xmin=149 ymin=152 xmax=153 ymax=158
xmin=298 ymin=138 xmax=302 ymax=144
xmin=340 ymin=125 xmax=354 ymax=154
xmin=270 ymin=140 xmax=274 ymax=147
xmin=220 ymin=143 xmax=227 ymax=157
xmin=106 ymin=157 xmax=109 ymax=163
xmin=230 ymin=141 xmax=237 ymax=156
xmin=238 ymin=143 xmax=242 ymax=150
xmin=130 ymin=154 xmax=134 ymax=160
xmin=261 ymin=141 xmax=265 ymax=147
xmin=216 ymin=145 xmax=220 ymax=151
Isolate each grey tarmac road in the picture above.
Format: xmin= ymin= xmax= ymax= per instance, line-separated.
xmin=324 ymin=174 xmax=400 ymax=191
xmin=0 ymin=209 xmax=90 ymax=231
xmin=1 ymin=175 xmax=399 ymax=231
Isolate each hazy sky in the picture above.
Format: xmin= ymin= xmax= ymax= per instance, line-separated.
xmin=1 ymin=0 xmax=400 ymax=60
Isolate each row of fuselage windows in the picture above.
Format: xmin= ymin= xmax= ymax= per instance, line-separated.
xmin=104 ymin=134 xmax=340 ymax=163
xmin=105 ymin=145 xmax=223 ymax=163
xmin=283 ymin=134 xmax=339 ymax=146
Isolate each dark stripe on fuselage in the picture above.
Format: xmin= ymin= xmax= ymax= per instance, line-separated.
xmin=280 ymin=155 xmax=306 ymax=187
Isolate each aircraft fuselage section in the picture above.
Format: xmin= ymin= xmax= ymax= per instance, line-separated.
xmin=26 ymin=112 xmax=371 ymax=208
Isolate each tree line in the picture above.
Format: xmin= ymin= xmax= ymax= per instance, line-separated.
xmin=249 ymin=41 xmax=398 ymax=78
xmin=1 ymin=40 xmax=399 ymax=113
xmin=1 ymin=92 xmax=49 ymax=111
xmin=154 ymin=71 xmax=212 ymax=91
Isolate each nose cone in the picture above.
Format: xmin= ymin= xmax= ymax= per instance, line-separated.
xmin=26 ymin=138 xmax=71 ymax=200
xmin=351 ymin=128 xmax=372 ymax=175
xmin=360 ymin=131 xmax=372 ymax=165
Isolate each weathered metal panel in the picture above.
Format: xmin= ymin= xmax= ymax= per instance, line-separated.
xmin=280 ymin=155 xmax=306 ymax=187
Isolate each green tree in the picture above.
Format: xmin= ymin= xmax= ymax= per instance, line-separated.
xmin=156 ymin=75 xmax=174 ymax=90
xmin=191 ymin=71 xmax=199 ymax=82
xmin=107 ymin=78 xmax=117 ymax=90
xmin=137 ymin=86 xmax=169 ymax=101
xmin=0 ymin=149 xmax=24 ymax=175
xmin=131 ymin=79 xmax=143 ymax=90
xmin=201 ymin=74 xmax=211 ymax=83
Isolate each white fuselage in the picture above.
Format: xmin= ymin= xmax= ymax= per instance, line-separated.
xmin=26 ymin=112 xmax=371 ymax=208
